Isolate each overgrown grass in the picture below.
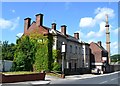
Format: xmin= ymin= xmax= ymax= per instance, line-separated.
xmin=2 ymin=71 xmax=39 ymax=75
xmin=46 ymin=71 xmax=61 ymax=78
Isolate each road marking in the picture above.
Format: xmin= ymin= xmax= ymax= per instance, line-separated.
xmin=99 ymin=81 xmax=108 ymax=84
xmin=111 ymin=78 xmax=118 ymax=81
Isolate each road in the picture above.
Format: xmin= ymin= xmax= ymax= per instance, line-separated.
xmin=50 ymin=71 xmax=120 ymax=85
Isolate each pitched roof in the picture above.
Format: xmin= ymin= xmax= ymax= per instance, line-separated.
xmin=95 ymin=43 xmax=108 ymax=53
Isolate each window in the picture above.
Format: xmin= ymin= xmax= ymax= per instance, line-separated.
xmin=74 ymin=63 xmax=77 ymax=71
xmin=69 ymin=63 xmax=71 ymax=70
xmin=75 ymin=46 xmax=77 ymax=54
xmin=79 ymin=47 xmax=81 ymax=54
xmin=70 ymin=45 xmax=72 ymax=53
xmin=82 ymin=48 xmax=84 ymax=55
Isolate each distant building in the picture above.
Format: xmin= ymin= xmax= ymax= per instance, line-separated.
xmin=90 ymin=41 xmax=109 ymax=73
xmin=23 ymin=13 xmax=90 ymax=74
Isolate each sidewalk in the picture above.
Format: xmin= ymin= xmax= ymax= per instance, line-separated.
xmin=1 ymin=71 xmax=119 ymax=85
xmin=1 ymin=80 xmax=50 ymax=86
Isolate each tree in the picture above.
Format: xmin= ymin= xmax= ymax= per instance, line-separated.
xmin=111 ymin=54 xmax=120 ymax=63
xmin=2 ymin=41 xmax=15 ymax=60
xmin=11 ymin=36 xmax=36 ymax=71
xmin=0 ymin=41 xmax=2 ymax=60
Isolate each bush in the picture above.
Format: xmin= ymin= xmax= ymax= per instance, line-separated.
xmin=52 ymin=62 xmax=61 ymax=71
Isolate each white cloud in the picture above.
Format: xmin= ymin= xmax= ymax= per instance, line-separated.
xmin=86 ymin=31 xmax=95 ymax=38
xmin=111 ymin=27 xmax=120 ymax=35
xmin=12 ymin=9 xmax=15 ymax=13
xmin=87 ymin=39 xmax=96 ymax=43
xmin=16 ymin=33 xmax=23 ymax=38
xmin=95 ymin=7 xmax=115 ymax=22
xmin=86 ymin=22 xmax=106 ymax=38
xmin=110 ymin=41 xmax=118 ymax=55
xmin=0 ymin=17 xmax=20 ymax=30
xmin=79 ymin=17 xmax=95 ymax=28
xmin=79 ymin=7 xmax=115 ymax=28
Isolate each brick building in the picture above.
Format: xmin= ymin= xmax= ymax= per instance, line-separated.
xmin=23 ymin=13 xmax=90 ymax=74
xmin=90 ymin=41 xmax=109 ymax=73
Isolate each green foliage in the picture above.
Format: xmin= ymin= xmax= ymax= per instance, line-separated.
xmin=52 ymin=50 xmax=60 ymax=60
xmin=11 ymin=36 xmax=36 ymax=71
xmin=29 ymin=33 xmax=54 ymax=72
xmin=52 ymin=62 xmax=61 ymax=71
xmin=33 ymin=35 xmax=49 ymax=72
xmin=11 ymin=30 xmax=54 ymax=72
xmin=0 ymin=41 xmax=2 ymax=60
xmin=52 ymin=49 xmax=61 ymax=71
xmin=11 ymin=32 xmax=54 ymax=72
xmin=111 ymin=54 xmax=120 ymax=62
xmin=2 ymin=41 xmax=16 ymax=60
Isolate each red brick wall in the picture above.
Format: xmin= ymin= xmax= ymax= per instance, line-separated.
xmin=90 ymin=42 xmax=102 ymax=63
xmin=24 ymin=22 xmax=49 ymax=36
xmin=1 ymin=73 xmax=45 ymax=83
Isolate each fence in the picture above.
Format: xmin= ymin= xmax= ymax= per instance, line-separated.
xmin=0 ymin=60 xmax=13 ymax=72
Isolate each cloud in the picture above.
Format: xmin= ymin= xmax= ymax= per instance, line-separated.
xmin=79 ymin=7 xmax=115 ymax=28
xmin=86 ymin=22 xmax=106 ymax=38
xmin=87 ymin=39 xmax=96 ymax=43
xmin=86 ymin=31 xmax=95 ymax=38
xmin=79 ymin=17 xmax=95 ymax=28
xmin=16 ymin=33 xmax=23 ymax=38
xmin=12 ymin=9 xmax=15 ymax=13
xmin=94 ymin=7 xmax=115 ymax=22
xmin=111 ymin=27 xmax=120 ymax=35
xmin=0 ymin=17 xmax=20 ymax=30
xmin=110 ymin=41 xmax=118 ymax=55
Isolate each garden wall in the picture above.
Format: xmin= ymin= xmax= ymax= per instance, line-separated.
xmin=0 ymin=73 xmax=45 ymax=83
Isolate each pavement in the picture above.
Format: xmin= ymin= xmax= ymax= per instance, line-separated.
xmin=1 ymin=71 xmax=120 ymax=85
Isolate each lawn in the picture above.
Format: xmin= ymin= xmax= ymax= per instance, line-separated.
xmin=2 ymin=71 xmax=39 ymax=75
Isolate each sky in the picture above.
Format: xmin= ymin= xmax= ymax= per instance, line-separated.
xmin=1 ymin=2 xmax=119 ymax=55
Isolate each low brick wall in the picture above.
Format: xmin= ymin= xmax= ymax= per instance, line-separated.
xmin=0 ymin=73 xmax=45 ymax=83
xmin=109 ymin=64 xmax=120 ymax=72
xmin=65 ymin=68 xmax=90 ymax=75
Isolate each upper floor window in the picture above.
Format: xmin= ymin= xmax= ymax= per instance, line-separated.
xmin=70 ymin=45 xmax=72 ymax=53
xmin=79 ymin=47 xmax=81 ymax=54
xmin=75 ymin=46 xmax=77 ymax=54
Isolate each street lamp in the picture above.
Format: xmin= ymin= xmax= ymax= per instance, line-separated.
xmin=61 ymin=42 xmax=66 ymax=78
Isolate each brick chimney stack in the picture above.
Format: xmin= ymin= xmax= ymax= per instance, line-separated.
xmin=97 ymin=41 xmax=102 ymax=46
xmin=74 ymin=33 xmax=79 ymax=39
xmin=105 ymin=14 xmax=111 ymax=64
xmin=24 ymin=17 xmax=31 ymax=34
xmin=35 ymin=14 xmax=43 ymax=26
xmin=52 ymin=23 xmax=56 ymax=30
xmin=61 ymin=25 xmax=67 ymax=35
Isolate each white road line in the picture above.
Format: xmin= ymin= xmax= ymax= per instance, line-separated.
xmin=99 ymin=81 xmax=108 ymax=84
xmin=111 ymin=78 xmax=118 ymax=81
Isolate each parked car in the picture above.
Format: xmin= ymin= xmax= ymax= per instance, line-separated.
xmin=91 ymin=68 xmax=101 ymax=74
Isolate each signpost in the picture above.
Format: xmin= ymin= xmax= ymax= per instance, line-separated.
xmin=61 ymin=42 xmax=66 ymax=78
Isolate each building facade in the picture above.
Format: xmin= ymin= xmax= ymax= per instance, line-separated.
xmin=90 ymin=41 xmax=109 ymax=73
xmin=23 ymin=13 xmax=90 ymax=74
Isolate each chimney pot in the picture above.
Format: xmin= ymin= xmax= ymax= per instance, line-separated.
xmin=74 ymin=33 xmax=79 ymax=39
xmin=52 ymin=23 xmax=56 ymax=30
xmin=61 ymin=25 xmax=67 ymax=35
xmin=97 ymin=41 xmax=102 ymax=46
xmin=24 ymin=17 xmax=31 ymax=34
xmin=35 ymin=13 xmax=43 ymax=26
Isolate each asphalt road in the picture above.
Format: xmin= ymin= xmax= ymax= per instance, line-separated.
xmin=50 ymin=71 xmax=120 ymax=85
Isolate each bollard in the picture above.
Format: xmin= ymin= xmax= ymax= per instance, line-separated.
xmin=61 ymin=74 xmax=65 ymax=78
